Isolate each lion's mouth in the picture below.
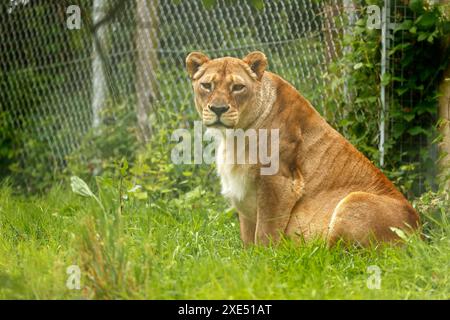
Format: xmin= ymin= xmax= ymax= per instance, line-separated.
xmin=205 ymin=120 xmax=234 ymax=129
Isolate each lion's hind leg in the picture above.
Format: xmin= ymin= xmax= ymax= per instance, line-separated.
xmin=326 ymin=192 xmax=419 ymax=247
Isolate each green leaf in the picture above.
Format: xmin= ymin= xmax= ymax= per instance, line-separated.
xmin=417 ymin=32 xmax=429 ymax=41
xmin=408 ymin=126 xmax=427 ymax=136
xmin=250 ymin=0 xmax=264 ymax=10
xmin=133 ymin=192 xmax=148 ymax=200
xmin=353 ymin=62 xmax=363 ymax=70
xmin=403 ymin=113 xmax=415 ymax=122
xmin=396 ymin=87 xmax=409 ymax=96
xmin=70 ymin=176 xmax=94 ymax=198
xmin=202 ymin=0 xmax=216 ymax=8
xmin=339 ymin=118 xmax=353 ymax=127
xmin=380 ymin=73 xmax=392 ymax=86
xmin=388 ymin=43 xmax=411 ymax=55
xmin=443 ymin=21 xmax=450 ymax=34
xmin=409 ymin=0 xmax=424 ymax=14
xmin=390 ymin=227 xmax=409 ymax=241
xmin=416 ymin=12 xmax=437 ymax=29
xmin=120 ymin=159 xmax=128 ymax=176
xmin=395 ymin=20 xmax=413 ymax=31
xmin=392 ymin=122 xmax=406 ymax=139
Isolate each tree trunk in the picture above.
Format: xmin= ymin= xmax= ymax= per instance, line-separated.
xmin=321 ymin=1 xmax=341 ymax=64
xmin=438 ymin=0 xmax=450 ymax=186
xmin=91 ymin=0 xmax=108 ymax=132
xmin=135 ymin=0 xmax=159 ymax=144
xmin=438 ymin=65 xmax=450 ymax=185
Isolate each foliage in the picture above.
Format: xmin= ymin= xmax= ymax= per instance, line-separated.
xmin=0 ymin=0 xmax=136 ymax=192
xmin=413 ymin=187 xmax=450 ymax=238
xmin=0 ymin=0 xmax=92 ymax=191
xmin=0 ymin=112 xmax=16 ymax=179
xmin=61 ymin=96 xmax=219 ymax=203
xmin=65 ymin=101 xmax=140 ymax=182
xmin=385 ymin=0 xmax=450 ymax=195
xmin=1 ymin=0 xmax=333 ymax=191
xmin=201 ymin=0 xmax=265 ymax=10
xmin=321 ymin=0 xmax=383 ymax=159
xmin=1 ymin=0 xmax=450 ymax=301
xmin=1 ymin=0 xmax=448 ymax=197
xmin=321 ymin=0 xmax=450 ymax=197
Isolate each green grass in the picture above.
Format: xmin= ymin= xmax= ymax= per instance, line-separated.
xmin=0 ymin=181 xmax=449 ymax=300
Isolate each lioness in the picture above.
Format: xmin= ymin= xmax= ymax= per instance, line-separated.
xmin=186 ymin=51 xmax=420 ymax=247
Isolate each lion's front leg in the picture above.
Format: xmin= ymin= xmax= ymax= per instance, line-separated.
xmin=238 ymin=213 xmax=256 ymax=247
xmin=255 ymin=173 xmax=304 ymax=245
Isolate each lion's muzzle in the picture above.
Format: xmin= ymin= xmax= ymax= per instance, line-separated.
xmin=203 ymin=104 xmax=238 ymax=128
xmin=208 ymin=104 xmax=230 ymax=117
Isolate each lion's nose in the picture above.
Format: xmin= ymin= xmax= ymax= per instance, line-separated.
xmin=209 ymin=105 xmax=230 ymax=117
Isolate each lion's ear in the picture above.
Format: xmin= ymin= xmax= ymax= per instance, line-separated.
xmin=243 ymin=51 xmax=267 ymax=80
xmin=186 ymin=52 xmax=209 ymax=79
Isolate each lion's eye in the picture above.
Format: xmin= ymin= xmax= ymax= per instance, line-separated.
xmin=232 ymin=84 xmax=246 ymax=92
xmin=200 ymin=82 xmax=212 ymax=91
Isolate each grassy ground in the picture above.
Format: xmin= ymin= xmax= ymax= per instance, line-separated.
xmin=0 ymin=180 xmax=449 ymax=300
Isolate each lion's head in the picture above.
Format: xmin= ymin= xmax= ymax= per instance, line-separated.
xmin=186 ymin=51 xmax=268 ymax=129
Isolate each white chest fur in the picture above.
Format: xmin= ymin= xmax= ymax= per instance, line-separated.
xmin=216 ymin=139 xmax=258 ymax=219
xmin=205 ymin=128 xmax=257 ymax=217
xmin=216 ymin=142 xmax=250 ymax=202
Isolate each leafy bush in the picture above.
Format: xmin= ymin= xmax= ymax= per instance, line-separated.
xmin=321 ymin=0 xmax=450 ymax=197
xmin=0 ymin=111 xmax=16 ymax=179
xmin=65 ymin=98 xmax=220 ymax=201
xmin=413 ymin=187 xmax=450 ymax=239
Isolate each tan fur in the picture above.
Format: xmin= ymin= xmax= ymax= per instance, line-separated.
xmin=186 ymin=51 xmax=420 ymax=247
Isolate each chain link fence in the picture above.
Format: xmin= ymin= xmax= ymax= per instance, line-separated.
xmin=1 ymin=0 xmax=350 ymax=185
xmin=13 ymin=0 xmax=444 ymax=193
xmin=384 ymin=0 xmax=443 ymax=194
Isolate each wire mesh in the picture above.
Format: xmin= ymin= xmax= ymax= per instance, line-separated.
xmin=1 ymin=0 xmax=348 ymax=182
xmin=386 ymin=0 xmax=440 ymax=195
